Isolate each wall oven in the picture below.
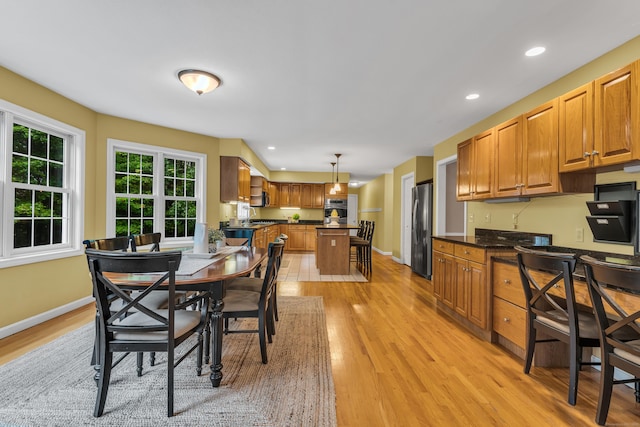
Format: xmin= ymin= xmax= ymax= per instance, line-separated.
xmin=324 ymin=199 xmax=348 ymax=224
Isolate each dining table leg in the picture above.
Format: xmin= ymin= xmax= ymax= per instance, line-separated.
xmin=209 ymin=297 xmax=224 ymax=387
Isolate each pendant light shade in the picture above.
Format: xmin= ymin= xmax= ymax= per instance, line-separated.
xmin=333 ymin=154 xmax=342 ymax=192
xmin=329 ymin=162 xmax=337 ymax=195
xmin=178 ymin=69 xmax=221 ymax=95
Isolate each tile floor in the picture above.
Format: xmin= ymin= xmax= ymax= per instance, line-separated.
xmin=278 ymin=253 xmax=367 ymax=282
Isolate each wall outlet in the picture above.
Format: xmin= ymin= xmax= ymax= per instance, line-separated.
xmin=575 ymin=228 xmax=584 ymax=242
xmin=468 ymin=213 xmax=474 ymax=223
xmin=484 ymin=213 xmax=491 ymax=223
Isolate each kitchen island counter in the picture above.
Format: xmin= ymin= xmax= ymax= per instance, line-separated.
xmin=315 ymin=225 xmax=360 ymax=275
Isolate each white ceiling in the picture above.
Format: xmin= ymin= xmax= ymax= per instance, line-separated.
xmin=2 ymin=1 xmax=640 ymax=185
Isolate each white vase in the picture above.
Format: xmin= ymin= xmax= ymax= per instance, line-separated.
xmin=216 ymin=240 xmax=224 ymax=250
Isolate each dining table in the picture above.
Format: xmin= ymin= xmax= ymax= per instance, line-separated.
xmin=106 ymin=246 xmax=268 ymax=387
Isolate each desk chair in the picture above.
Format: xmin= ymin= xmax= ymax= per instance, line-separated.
xmin=515 ymin=246 xmax=600 ymax=406
xmin=86 ymin=249 xmax=208 ymax=417
xmin=582 ymin=255 xmax=640 ymax=425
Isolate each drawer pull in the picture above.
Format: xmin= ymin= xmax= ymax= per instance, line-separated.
xmin=503 ymin=279 xmax=511 ymax=284
xmin=464 ymin=250 xmax=470 ymax=254
xmin=503 ymin=317 xmax=510 ymax=323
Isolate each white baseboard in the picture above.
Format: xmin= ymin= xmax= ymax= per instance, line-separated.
xmin=0 ymin=296 xmax=94 ymax=339
xmin=373 ymin=247 xmax=391 ymax=256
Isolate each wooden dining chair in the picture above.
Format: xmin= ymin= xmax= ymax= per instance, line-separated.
xmin=222 ymin=241 xmax=284 ymax=364
xmin=582 ymin=255 xmax=640 ymax=425
xmin=515 ymin=246 xmax=600 ymax=406
xmin=85 ymin=249 xmax=209 ymax=417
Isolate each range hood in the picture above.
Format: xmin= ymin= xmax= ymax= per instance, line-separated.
xmin=585 ymin=182 xmax=636 ymax=245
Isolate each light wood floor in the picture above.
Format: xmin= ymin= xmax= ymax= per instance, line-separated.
xmin=2 ymin=252 xmax=640 ymax=426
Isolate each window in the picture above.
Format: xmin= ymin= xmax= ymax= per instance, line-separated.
xmin=0 ymin=99 xmax=85 ymax=268
xmin=107 ymin=139 xmax=206 ymax=246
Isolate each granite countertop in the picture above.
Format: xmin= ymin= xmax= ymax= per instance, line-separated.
xmin=222 ymin=220 xmax=323 ymax=230
xmin=433 ymin=228 xmax=552 ymax=249
xmin=492 ymin=245 xmax=640 ymax=281
xmin=315 ymin=224 xmax=360 ymax=229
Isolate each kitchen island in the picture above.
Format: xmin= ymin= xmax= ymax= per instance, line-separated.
xmin=315 ymin=224 xmax=360 ymax=275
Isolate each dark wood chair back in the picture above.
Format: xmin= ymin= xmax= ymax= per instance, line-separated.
xmin=130 ymin=232 xmax=162 ymax=252
xmin=83 ymin=236 xmax=130 ymax=251
xmin=515 ymin=245 xmax=599 ymax=406
xmin=223 ymin=228 xmax=254 ymax=247
xmin=85 ymin=248 xmax=208 ymax=417
xmin=581 ymin=255 xmax=640 ymax=425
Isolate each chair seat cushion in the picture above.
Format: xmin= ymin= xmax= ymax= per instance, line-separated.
xmin=113 ymin=310 xmax=201 ymax=340
xmin=110 ymin=290 xmax=182 ymax=311
xmin=226 ymin=277 xmax=261 ymax=293
xmin=613 ymin=339 xmax=640 ymax=365
xmin=223 ymin=289 xmax=260 ymax=312
xmin=536 ymin=309 xmax=600 ymax=339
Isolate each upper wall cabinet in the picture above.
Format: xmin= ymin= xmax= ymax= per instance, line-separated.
xmin=559 ymin=82 xmax=594 ymax=172
xmin=594 ymin=60 xmax=640 ymax=167
xmin=220 ymin=156 xmax=251 ymax=203
xmin=494 ymin=116 xmax=523 ymax=198
xmin=522 ymin=100 xmax=560 ymax=196
xmin=456 ymin=131 xmax=495 ymax=201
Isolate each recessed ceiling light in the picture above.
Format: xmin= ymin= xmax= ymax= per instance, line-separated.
xmin=280 ymin=167 xmax=286 ymax=170
xmin=267 ymin=146 xmax=275 ymax=150
xmin=525 ymin=46 xmax=546 ymax=57
xmin=466 ymin=93 xmax=479 ymax=100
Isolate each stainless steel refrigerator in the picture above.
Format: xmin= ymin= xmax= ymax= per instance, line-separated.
xmin=411 ymin=183 xmax=433 ymax=279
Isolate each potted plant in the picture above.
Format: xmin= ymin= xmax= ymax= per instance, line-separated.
xmin=292 ymin=213 xmax=300 ymax=223
xmin=208 ymin=228 xmax=226 ymax=252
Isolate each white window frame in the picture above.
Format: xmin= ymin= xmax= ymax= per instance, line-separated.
xmin=106 ymin=139 xmax=207 ymax=248
xmin=0 ymin=99 xmax=85 ymax=268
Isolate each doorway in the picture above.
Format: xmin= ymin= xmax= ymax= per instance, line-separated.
xmin=436 ymin=155 xmax=465 ymax=236
xmin=401 ymin=172 xmax=414 ymax=266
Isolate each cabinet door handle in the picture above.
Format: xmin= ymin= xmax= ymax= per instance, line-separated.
xmin=503 ymin=279 xmax=511 ymax=284
xmin=583 ymin=152 xmax=592 ymax=157
xmin=503 ymin=317 xmax=510 ymax=323
xmin=592 ymin=150 xmax=599 ymax=156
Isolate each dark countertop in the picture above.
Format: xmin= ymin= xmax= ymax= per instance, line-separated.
xmin=221 ymin=219 xmax=323 ymax=230
xmin=492 ymin=246 xmax=640 ymax=281
xmin=433 ymin=228 xmax=552 ymax=249
xmin=315 ymin=224 xmax=360 ymax=229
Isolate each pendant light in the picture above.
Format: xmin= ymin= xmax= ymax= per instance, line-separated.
xmin=333 ymin=154 xmax=342 ymax=192
xmin=329 ymin=162 xmax=337 ymax=195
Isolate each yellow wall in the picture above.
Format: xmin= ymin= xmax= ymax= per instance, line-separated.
xmin=357 ymin=173 xmax=392 ymax=251
xmin=432 ymin=35 xmax=640 ymax=255
xmin=0 ymin=67 xmax=98 ymax=328
xmin=0 ymin=69 xmax=226 ymax=329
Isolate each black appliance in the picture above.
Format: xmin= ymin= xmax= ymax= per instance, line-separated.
xmin=585 ymin=182 xmax=636 ymax=245
xmin=324 ymin=198 xmax=348 ymax=224
xmin=411 ymin=183 xmax=432 ymax=279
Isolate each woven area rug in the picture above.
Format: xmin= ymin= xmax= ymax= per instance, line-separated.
xmin=0 ymin=297 xmax=336 ymax=427
xmin=279 ymin=253 xmax=367 ymax=282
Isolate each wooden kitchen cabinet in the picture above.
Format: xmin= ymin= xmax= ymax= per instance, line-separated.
xmin=559 ymin=82 xmax=594 ymax=172
xmin=304 ymin=225 xmax=317 ymax=251
xmin=286 ymin=224 xmax=306 ymax=251
xmin=594 ymin=60 xmax=640 ymax=167
xmin=522 ymin=99 xmax=560 ymax=196
xmin=269 ymin=182 xmax=279 ymax=207
xmin=432 ymin=238 xmax=514 ymax=340
xmin=302 ymin=184 xmax=325 ymax=208
xmin=250 ymin=176 xmax=267 ymax=207
xmin=301 ymin=184 xmax=313 ymax=208
xmin=278 ymin=183 xmax=302 ymax=207
xmin=494 ymin=116 xmax=523 ymax=198
xmin=492 ymin=261 xmax=527 ymax=353
xmin=220 ymin=156 xmax=251 ymax=203
xmin=313 ymin=184 xmax=325 ymax=208
xmin=324 ymin=183 xmax=348 ymax=198
xmin=456 ymin=131 xmax=494 ymax=201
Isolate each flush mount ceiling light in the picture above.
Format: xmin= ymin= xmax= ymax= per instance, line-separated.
xmin=466 ymin=93 xmax=480 ymax=100
xmin=177 ymin=69 xmax=221 ymax=95
xmin=525 ymin=46 xmax=546 ymax=57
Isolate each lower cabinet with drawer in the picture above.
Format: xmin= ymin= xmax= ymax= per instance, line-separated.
xmin=432 ymin=238 xmax=513 ymax=341
xmin=492 ymin=260 xmax=527 ymax=357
